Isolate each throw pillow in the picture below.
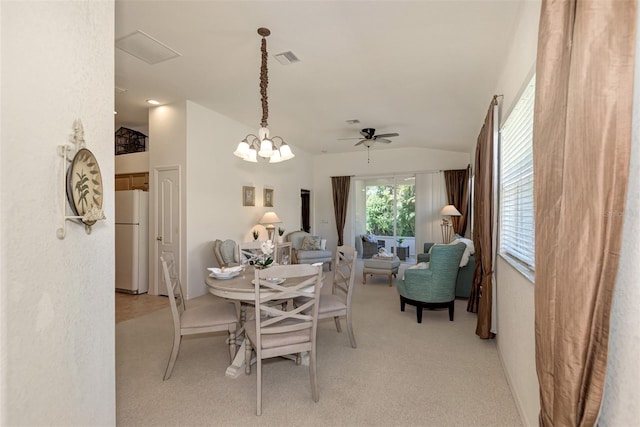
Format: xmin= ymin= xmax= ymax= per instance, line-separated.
xmin=301 ymin=235 xmax=321 ymax=250
xmin=362 ymin=234 xmax=377 ymax=243
xmin=454 ymin=234 xmax=475 ymax=254
xmin=449 ymin=240 xmax=470 ymax=267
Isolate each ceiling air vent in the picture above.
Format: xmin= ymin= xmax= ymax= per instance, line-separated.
xmin=115 ymin=30 xmax=181 ymax=65
xmin=274 ymin=51 xmax=300 ymax=65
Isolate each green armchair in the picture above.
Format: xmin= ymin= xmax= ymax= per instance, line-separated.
xmin=397 ymin=242 xmax=465 ymax=323
xmin=417 ymin=241 xmax=475 ymax=299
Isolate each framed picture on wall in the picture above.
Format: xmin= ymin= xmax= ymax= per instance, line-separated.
xmin=242 ymin=186 xmax=255 ymax=206
xmin=264 ymin=188 xmax=274 ymax=207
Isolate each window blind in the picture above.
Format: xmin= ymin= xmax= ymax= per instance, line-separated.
xmin=499 ymin=77 xmax=535 ymax=270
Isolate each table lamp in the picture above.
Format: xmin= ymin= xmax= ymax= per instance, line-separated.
xmin=440 ymin=205 xmax=461 ymax=243
xmin=259 ymin=211 xmax=281 ymax=241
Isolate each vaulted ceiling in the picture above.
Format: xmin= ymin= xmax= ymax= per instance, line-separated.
xmin=115 ymin=1 xmax=524 ymax=155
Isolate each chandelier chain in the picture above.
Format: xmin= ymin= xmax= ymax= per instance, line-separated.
xmin=260 ymin=36 xmax=269 ymax=128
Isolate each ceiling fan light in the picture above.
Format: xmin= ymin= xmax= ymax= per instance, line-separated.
xmin=234 ymin=141 xmax=250 ymax=159
xmin=279 ymin=143 xmax=294 ymax=160
xmin=269 ymin=150 xmax=282 ymax=163
xmin=258 ymin=139 xmax=273 ymax=157
xmin=246 ymin=148 xmax=258 ymax=162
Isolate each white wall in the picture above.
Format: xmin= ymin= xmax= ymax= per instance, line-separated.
xmin=313 ymin=147 xmax=469 ymax=254
xmin=149 ymin=102 xmax=187 ymax=295
xmin=0 ymin=1 xmax=115 ymax=424
xmin=599 ymin=5 xmax=640 ymax=422
xmin=490 ymin=1 xmax=541 ymax=426
xmin=115 ymin=151 xmax=149 ymax=174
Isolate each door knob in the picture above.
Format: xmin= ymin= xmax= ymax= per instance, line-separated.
xmin=156 ymin=236 xmax=162 ymax=241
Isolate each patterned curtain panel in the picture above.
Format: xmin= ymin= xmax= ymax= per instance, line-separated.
xmin=467 ymin=97 xmax=497 ymax=343
xmin=533 ymin=0 xmax=636 ymax=425
xmin=443 ymin=167 xmax=471 ymax=236
xmin=331 ymin=176 xmax=351 ymax=246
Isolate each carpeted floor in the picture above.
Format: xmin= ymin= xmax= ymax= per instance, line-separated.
xmin=116 ymin=263 xmax=522 ymax=426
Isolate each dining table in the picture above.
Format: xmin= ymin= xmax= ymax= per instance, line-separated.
xmin=205 ymin=266 xmax=323 ymax=378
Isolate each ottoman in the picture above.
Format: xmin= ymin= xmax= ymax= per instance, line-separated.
xmin=363 ymin=256 xmax=401 ymax=287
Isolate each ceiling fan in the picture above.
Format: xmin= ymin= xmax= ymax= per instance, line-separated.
xmin=341 ymin=128 xmax=400 ymax=147
xmin=340 ymin=128 xmax=400 ymax=163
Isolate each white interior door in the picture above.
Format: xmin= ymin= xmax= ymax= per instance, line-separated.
xmin=155 ymin=167 xmax=180 ymax=296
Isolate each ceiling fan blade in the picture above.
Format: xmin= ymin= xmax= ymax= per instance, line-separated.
xmin=338 ymin=137 xmax=363 ymax=140
xmin=376 ymin=138 xmax=392 ymax=144
xmin=374 ymin=133 xmax=399 ymax=139
xmin=354 ymin=140 xmax=366 ymax=146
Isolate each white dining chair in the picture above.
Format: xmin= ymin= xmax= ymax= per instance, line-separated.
xmin=321 ymin=245 xmax=358 ymax=347
xmin=244 ymin=263 xmax=323 ymax=415
xmin=294 ymin=245 xmax=358 ymax=348
xmin=160 ymin=254 xmax=238 ymax=380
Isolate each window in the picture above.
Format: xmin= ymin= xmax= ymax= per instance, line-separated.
xmin=499 ymin=76 xmax=535 ymax=273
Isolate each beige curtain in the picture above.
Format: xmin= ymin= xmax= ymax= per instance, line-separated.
xmin=443 ymin=166 xmax=471 ymax=236
xmin=467 ymin=97 xmax=497 ymax=343
xmin=331 ymin=176 xmax=351 ymax=246
xmin=533 ymin=1 xmax=636 ymax=425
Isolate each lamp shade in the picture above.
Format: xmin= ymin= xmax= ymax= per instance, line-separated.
xmin=258 ymin=139 xmax=273 ymax=157
xmin=233 ymin=141 xmax=250 ymax=159
xmin=440 ymin=205 xmax=462 ymax=216
xmin=279 ymin=143 xmax=294 ymax=160
xmin=269 ymin=149 xmax=282 ymax=163
xmin=246 ymin=148 xmax=258 ymax=163
xmin=259 ymin=211 xmax=281 ymax=225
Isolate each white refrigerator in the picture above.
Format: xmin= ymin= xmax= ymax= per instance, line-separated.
xmin=115 ymin=190 xmax=149 ymax=294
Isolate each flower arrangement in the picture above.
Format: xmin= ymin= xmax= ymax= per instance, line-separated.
xmin=255 ymin=239 xmax=274 ymax=269
xmin=252 ymin=230 xmax=260 ymax=241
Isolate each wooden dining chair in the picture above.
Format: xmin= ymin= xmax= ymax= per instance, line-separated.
xmin=160 ymin=254 xmax=238 ymax=380
xmin=320 ymin=245 xmax=358 ymax=348
xmin=244 ymin=264 xmax=323 ymax=415
xmin=293 ymin=245 xmax=358 ymax=348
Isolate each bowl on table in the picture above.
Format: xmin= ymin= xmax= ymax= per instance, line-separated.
xmin=207 ymin=266 xmax=242 ymax=279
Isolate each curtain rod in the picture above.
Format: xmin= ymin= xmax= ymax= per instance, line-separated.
xmin=353 ymin=170 xmax=442 ymax=178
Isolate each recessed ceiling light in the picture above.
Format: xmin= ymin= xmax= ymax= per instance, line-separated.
xmin=146 ymin=99 xmax=161 ymax=105
xmin=346 ymin=119 xmax=360 ymax=124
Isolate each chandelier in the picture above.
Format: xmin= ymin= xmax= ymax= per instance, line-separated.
xmin=233 ymin=28 xmax=294 ymax=163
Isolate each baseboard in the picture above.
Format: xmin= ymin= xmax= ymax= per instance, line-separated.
xmin=496 ymin=339 xmax=536 ymax=427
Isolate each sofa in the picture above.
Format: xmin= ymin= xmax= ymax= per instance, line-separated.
xmin=287 ymin=231 xmax=333 ymax=269
xmin=416 ymin=238 xmax=475 ymax=299
xmin=355 ymin=234 xmax=386 ymax=259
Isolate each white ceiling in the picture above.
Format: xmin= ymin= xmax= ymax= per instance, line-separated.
xmin=115 ymin=0 xmax=524 ymax=155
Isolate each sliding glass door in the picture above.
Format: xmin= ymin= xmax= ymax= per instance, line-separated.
xmin=354 ymin=175 xmax=415 ymax=259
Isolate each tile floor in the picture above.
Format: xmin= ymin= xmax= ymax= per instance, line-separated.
xmin=115 ymin=291 xmax=168 ymax=323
